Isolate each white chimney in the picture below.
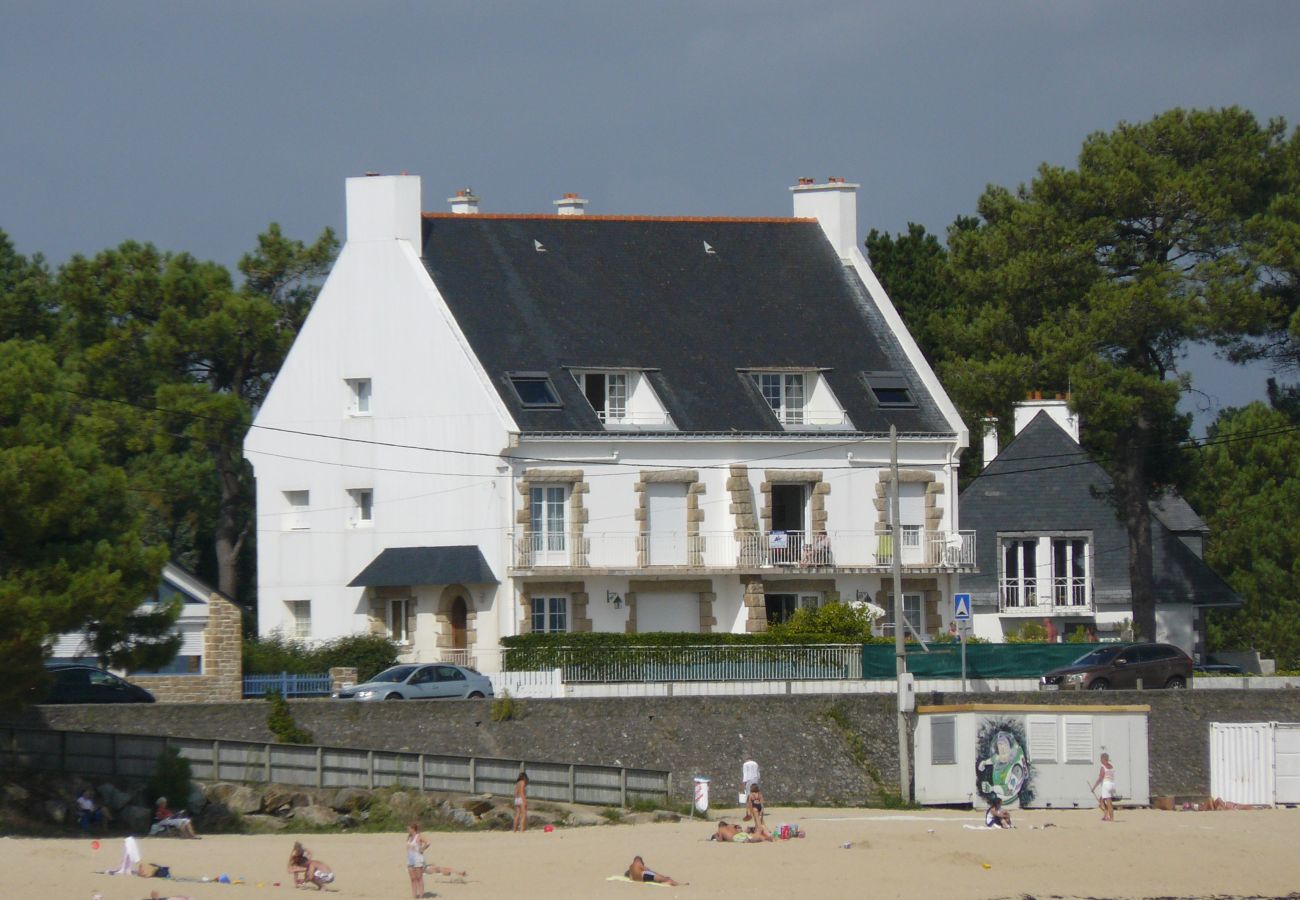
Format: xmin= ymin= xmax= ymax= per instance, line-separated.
xmin=448 ymin=188 xmax=480 ymax=214
xmin=346 ymin=173 xmax=421 ymax=246
xmin=981 ymin=417 xmax=999 ymax=469
xmin=553 ymin=192 xmax=588 ymax=215
xmin=790 ymin=176 xmax=859 ymax=260
xmin=1014 ymin=393 xmax=1080 ymax=442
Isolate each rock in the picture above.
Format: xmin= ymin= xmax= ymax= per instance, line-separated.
xmin=331 ymin=787 xmax=373 ymax=812
xmin=242 ymin=813 xmax=288 ymax=832
xmin=97 ymin=783 xmax=131 ymax=812
xmin=653 ymin=810 xmax=681 ymax=823
xmin=386 ymin=791 xmax=427 ymax=820
xmin=455 ymin=795 xmax=495 ymax=817
xmin=525 ymin=808 xmax=563 ymax=826
xmin=567 ymin=811 xmax=605 ymax=827
xmin=448 ymin=808 xmax=477 ymax=828
xmin=2 ymin=784 xmax=29 ymax=804
xmin=293 ymin=805 xmax=340 ymax=827
xmin=620 ymin=812 xmax=658 ymax=825
xmin=120 ymin=804 xmax=153 ymax=833
xmin=206 ymin=783 xmax=262 ymax=815
xmin=261 ymin=786 xmax=297 ymax=814
xmin=44 ymin=799 xmax=67 ymax=824
xmin=186 ymin=783 xmax=208 ymax=815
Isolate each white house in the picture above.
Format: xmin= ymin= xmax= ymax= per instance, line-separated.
xmin=244 ymin=174 xmax=974 ymax=672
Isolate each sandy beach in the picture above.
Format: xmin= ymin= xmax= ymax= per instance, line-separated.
xmin=4 ymin=805 xmax=1297 ymax=900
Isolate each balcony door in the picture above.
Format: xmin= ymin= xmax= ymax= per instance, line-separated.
xmin=899 ymin=483 xmax=925 ymax=565
xmin=530 ymin=486 xmax=568 ymax=566
xmin=646 ymin=483 xmax=688 ymax=565
xmin=769 ymin=483 xmax=808 ymax=564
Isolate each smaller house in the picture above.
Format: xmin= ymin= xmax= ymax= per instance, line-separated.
xmin=959 ymin=398 xmax=1240 ymax=655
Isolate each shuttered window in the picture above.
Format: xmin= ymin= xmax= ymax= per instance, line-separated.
xmin=1064 ymin=717 xmax=1094 ymax=762
xmin=1027 ymin=716 xmax=1058 ymax=763
xmin=931 ymin=716 xmax=957 ymax=765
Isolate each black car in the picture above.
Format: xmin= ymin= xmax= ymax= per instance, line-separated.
xmin=42 ymin=665 xmax=156 ymax=704
xmin=1039 ymin=642 xmax=1193 ymax=691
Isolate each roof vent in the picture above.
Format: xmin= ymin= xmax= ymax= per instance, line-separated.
xmin=448 ymin=188 xmax=480 ymax=214
xmin=554 ymin=192 xmax=588 ymax=216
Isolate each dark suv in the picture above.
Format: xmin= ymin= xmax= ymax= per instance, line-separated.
xmin=1040 ymin=643 xmax=1193 ymax=691
xmin=41 ymin=665 xmax=156 ymax=704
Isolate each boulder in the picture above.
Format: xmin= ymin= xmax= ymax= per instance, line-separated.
xmin=456 ymin=795 xmax=495 ymax=817
xmin=331 ymin=787 xmax=373 ymax=812
xmin=97 ymin=783 xmax=132 ymax=812
xmin=293 ymin=805 xmax=340 ymax=827
xmin=186 ymin=783 xmax=208 ymax=815
xmin=386 ymin=791 xmax=427 ymax=821
xmin=120 ymin=804 xmax=153 ymax=833
xmin=567 ymin=811 xmax=605 ymax=827
xmin=261 ymin=786 xmax=297 ymax=814
xmin=448 ymin=808 xmax=477 ymax=828
xmin=43 ymin=799 xmax=67 ymax=825
xmin=2 ymin=784 xmax=29 ymax=805
xmin=620 ymin=812 xmax=659 ymax=826
xmin=653 ymin=810 xmax=681 ymax=823
xmin=242 ymin=813 xmax=288 ymax=832
xmin=206 ymin=783 xmax=262 ymax=815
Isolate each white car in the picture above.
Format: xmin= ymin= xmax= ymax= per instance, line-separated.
xmin=332 ymin=663 xmax=494 ymax=701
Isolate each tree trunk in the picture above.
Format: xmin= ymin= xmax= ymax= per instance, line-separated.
xmin=1122 ymin=428 xmax=1158 ymax=642
xmin=214 ymin=451 xmax=244 ymax=601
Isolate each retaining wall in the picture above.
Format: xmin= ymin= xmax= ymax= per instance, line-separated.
xmin=9 ymin=689 xmax=1300 ymax=803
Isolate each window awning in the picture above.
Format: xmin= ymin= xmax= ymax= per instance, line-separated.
xmin=348 ymin=546 xmax=499 ymax=588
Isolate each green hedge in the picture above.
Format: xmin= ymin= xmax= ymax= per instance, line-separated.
xmin=500 ymin=631 xmax=890 ymax=671
xmin=243 ymin=633 xmax=399 ymax=683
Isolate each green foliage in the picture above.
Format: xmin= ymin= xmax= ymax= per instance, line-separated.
xmin=265 ymin=689 xmax=313 ymax=744
xmin=490 ymin=691 xmax=522 ymax=722
xmin=767 ymin=601 xmax=880 ymax=642
xmin=1004 ymin=622 xmax=1049 ymax=644
xmin=1186 ymin=402 xmax=1300 ymax=667
xmin=244 ymin=633 xmax=398 ymax=683
xmin=1065 ymin=626 xmax=1096 ymax=644
xmin=145 ymin=745 xmax=194 ymax=810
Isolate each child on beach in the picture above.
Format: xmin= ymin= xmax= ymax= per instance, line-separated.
xmin=746 ymin=783 xmax=765 ymax=831
xmin=985 ymin=797 xmax=1013 ymax=828
xmin=626 ymin=856 xmax=680 ymax=886
xmin=513 ymin=771 xmax=529 ymax=833
xmin=288 ymin=841 xmax=335 ymax=889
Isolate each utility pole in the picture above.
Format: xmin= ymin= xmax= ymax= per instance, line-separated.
xmin=891 ymin=425 xmax=910 ymax=802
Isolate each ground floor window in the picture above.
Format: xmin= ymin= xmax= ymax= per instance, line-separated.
xmin=286 ymin=600 xmax=311 ymax=639
xmin=388 ymin=598 xmax=411 ymax=644
xmin=884 ymin=593 xmax=923 ymax=637
xmin=531 ymin=596 xmax=568 ymax=633
xmin=764 ymin=592 xmax=820 ymax=625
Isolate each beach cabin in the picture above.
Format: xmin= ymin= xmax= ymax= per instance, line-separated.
xmin=913 ymin=702 xmax=1150 ymax=808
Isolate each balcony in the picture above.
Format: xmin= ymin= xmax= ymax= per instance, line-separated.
xmin=511 ymin=529 xmax=976 ymax=574
xmin=999 ymin=576 xmax=1093 ymax=615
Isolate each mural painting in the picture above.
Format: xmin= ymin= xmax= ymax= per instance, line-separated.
xmin=975 ymin=717 xmax=1034 ymax=806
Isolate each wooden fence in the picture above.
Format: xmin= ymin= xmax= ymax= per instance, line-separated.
xmin=0 ymin=726 xmax=671 ymax=808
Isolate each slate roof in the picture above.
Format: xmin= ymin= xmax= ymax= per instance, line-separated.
xmin=959 ymin=412 xmax=1240 ymax=609
xmin=419 ymin=214 xmax=953 ymax=436
xmin=348 ymin=546 xmax=499 ymax=588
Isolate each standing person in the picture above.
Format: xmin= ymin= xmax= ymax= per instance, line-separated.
xmin=406 ymin=822 xmax=430 ymax=899
xmin=626 ymin=855 xmax=680 ymax=886
xmin=1091 ymin=752 xmax=1117 ymax=821
xmin=513 ymin=772 xmax=529 ymax=833
xmin=746 ymin=783 xmax=766 ymax=831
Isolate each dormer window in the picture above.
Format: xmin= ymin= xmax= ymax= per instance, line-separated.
xmin=864 ymin=371 xmax=916 ymax=408
xmin=577 ymin=372 xmax=628 ymax=424
xmin=755 ymin=373 xmax=806 ymax=425
xmin=508 ymin=373 xmax=562 ymax=408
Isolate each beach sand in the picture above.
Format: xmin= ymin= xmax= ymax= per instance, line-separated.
xmin=4 ymin=805 xmax=1296 ymax=900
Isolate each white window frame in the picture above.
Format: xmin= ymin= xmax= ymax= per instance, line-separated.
xmin=349 ymin=488 xmax=374 ymax=526
xmin=346 ymin=378 xmax=372 ymax=416
xmin=577 ymin=371 xmax=629 ymax=425
xmin=529 ymin=486 xmax=569 ymax=556
xmin=530 ymin=596 xmax=568 ymax=633
xmin=286 ymin=600 xmax=311 ymax=639
xmin=755 ymin=372 xmax=806 ymax=425
xmin=283 ymin=490 xmax=310 ymax=531
xmin=388 ymin=598 xmax=410 ymax=645
xmin=1051 ymin=535 xmax=1090 ymax=607
xmin=885 ymin=592 xmax=924 ymax=638
xmin=1000 ymin=536 xmax=1039 ymax=608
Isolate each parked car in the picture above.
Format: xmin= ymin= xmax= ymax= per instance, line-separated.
xmin=1039 ymin=643 xmax=1193 ymax=691
xmin=332 ymin=663 xmax=494 ymax=701
xmin=41 ymin=665 xmax=156 ymax=704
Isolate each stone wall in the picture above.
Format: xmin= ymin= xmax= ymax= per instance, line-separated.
xmin=126 ymin=593 xmax=243 ymax=703
xmin=11 ymin=689 xmax=1300 ymax=802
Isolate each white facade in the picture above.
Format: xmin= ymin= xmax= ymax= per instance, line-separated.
xmin=245 ymin=175 xmax=972 ymax=672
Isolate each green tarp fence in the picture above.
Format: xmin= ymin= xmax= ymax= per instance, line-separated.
xmin=861 ymin=643 xmax=1094 ymax=679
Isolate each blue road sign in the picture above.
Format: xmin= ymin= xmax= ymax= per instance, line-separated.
xmin=953 ymin=593 xmax=972 ymax=620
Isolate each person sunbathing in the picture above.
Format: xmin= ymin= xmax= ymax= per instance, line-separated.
xmin=626 ymin=855 xmax=679 ymax=886
xmin=711 ymin=820 xmax=768 ymax=842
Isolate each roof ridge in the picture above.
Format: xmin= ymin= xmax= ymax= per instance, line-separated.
xmin=422 ymin=213 xmax=816 ymax=223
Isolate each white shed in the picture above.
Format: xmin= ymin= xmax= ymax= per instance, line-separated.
xmin=1210 ymin=722 xmax=1300 ymax=806
xmin=914 ymin=703 xmax=1150 ymax=809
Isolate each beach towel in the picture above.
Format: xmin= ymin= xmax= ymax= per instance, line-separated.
xmin=105 ymin=836 xmax=141 ymax=875
xmin=605 ymin=876 xmax=672 ymax=887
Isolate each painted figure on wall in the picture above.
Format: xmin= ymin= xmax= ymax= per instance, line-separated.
xmin=976 ymin=717 xmax=1034 ymax=806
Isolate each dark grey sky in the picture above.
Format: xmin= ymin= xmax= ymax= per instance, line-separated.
xmin=3 ymin=1 xmax=1297 ymax=430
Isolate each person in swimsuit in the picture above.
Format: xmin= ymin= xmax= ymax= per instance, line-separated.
xmin=746 ymin=783 xmax=765 ymax=830
xmin=513 ymin=771 xmax=529 ymax=833
xmin=626 ymin=855 xmax=680 ymax=885
xmin=985 ymin=797 xmax=1013 ymax=828
xmin=406 ymin=822 xmax=430 ymax=899
xmin=1091 ymin=752 xmax=1116 ymax=821
xmin=288 ymin=842 xmax=334 ymax=890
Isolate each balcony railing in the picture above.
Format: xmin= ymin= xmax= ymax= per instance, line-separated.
xmin=999 ymin=576 xmax=1092 ymax=614
xmin=512 ymin=529 xmax=976 ymax=571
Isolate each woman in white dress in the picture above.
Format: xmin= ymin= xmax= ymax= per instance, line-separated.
xmin=1091 ymin=752 xmax=1116 ymax=821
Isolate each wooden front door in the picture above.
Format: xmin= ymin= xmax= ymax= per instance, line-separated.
xmin=451 ymin=596 xmax=468 ymax=650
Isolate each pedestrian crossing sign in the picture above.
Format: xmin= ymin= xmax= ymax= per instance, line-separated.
xmin=953 ymin=593 xmax=972 ymax=620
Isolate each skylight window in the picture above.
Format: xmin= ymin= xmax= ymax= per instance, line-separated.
xmin=508 ymin=373 xmax=562 ymax=408
xmin=864 ymin=371 xmax=916 ymax=408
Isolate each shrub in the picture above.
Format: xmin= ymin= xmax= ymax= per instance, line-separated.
xmin=767 ymin=601 xmax=880 ymax=642
xmin=244 ymin=633 xmax=398 ymax=683
xmin=266 ymin=689 xmax=313 ymax=744
xmin=490 ymin=691 xmax=522 ymax=722
xmin=1065 ymin=626 xmax=1096 ymax=643
xmin=1005 ymin=622 xmax=1049 ymax=643
xmin=145 ymin=745 xmax=193 ymax=810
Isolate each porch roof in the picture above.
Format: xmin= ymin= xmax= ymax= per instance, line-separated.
xmin=348 ymin=546 xmax=499 ymax=588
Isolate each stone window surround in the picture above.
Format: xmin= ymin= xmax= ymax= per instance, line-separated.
xmin=624 ymin=578 xmax=717 ymax=634
xmin=518 ymin=581 xmax=592 ymax=633
xmin=760 ymin=469 xmax=830 ymax=536
xmin=517 ymin=469 xmax=590 ymax=566
xmin=874 ymin=469 xmax=944 ymax=542
xmin=874 ymin=577 xmax=942 ymax=634
xmin=633 ymin=470 xmax=706 ymax=566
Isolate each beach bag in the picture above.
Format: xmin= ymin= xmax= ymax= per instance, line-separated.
xmin=138 ymin=862 xmax=168 ymax=878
